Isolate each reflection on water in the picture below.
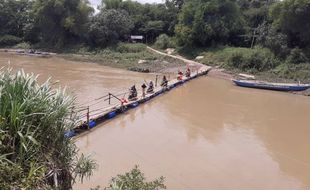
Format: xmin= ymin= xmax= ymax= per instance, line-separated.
xmin=1 ymin=53 xmax=309 ymax=190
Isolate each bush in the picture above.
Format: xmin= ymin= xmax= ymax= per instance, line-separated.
xmin=0 ymin=35 xmax=22 ymax=47
xmin=0 ymin=68 xmax=96 ymax=189
xmin=105 ymin=166 xmax=166 ymax=190
xmin=154 ymin=34 xmax=175 ymax=50
xmin=13 ymin=42 xmax=31 ymax=49
xmin=272 ymin=63 xmax=310 ymax=82
xmin=257 ymin=25 xmax=289 ymax=58
xmin=227 ymin=47 xmax=279 ymax=72
xmin=116 ymin=43 xmax=146 ymax=53
xmin=285 ymin=48 xmax=308 ymax=64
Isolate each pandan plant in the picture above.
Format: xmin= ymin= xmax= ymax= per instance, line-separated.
xmin=0 ymin=68 xmax=96 ymax=189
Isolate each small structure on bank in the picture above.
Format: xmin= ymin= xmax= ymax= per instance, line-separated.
xmin=130 ymin=35 xmax=144 ymax=43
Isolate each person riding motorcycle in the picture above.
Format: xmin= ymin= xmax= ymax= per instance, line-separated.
xmin=128 ymin=85 xmax=137 ymax=100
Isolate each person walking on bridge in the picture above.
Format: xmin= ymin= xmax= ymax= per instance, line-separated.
xmin=177 ymin=70 xmax=183 ymax=80
xmin=141 ymin=83 xmax=147 ymax=97
xmin=185 ymin=68 xmax=191 ymax=77
xmin=161 ymin=75 xmax=168 ymax=88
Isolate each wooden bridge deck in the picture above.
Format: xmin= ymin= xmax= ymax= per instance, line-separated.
xmin=65 ymin=66 xmax=212 ymax=138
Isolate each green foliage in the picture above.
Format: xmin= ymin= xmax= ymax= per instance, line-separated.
xmin=0 ymin=0 xmax=32 ymax=37
xmin=105 ymin=166 xmax=166 ymax=190
xmin=238 ymin=0 xmax=274 ymax=28
xmin=272 ymin=63 xmax=310 ymax=82
xmin=256 ymin=24 xmax=289 ymax=57
xmin=175 ymin=0 xmax=245 ymax=47
xmin=116 ymin=43 xmax=146 ymax=53
xmin=88 ymin=9 xmax=133 ymax=47
xmin=188 ymin=46 xmax=280 ymax=73
xmin=101 ymin=0 xmax=123 ymax=9
xmin=227 ymin=47 xmax=279 ymax=72
xmin=0 ymin=68 xmax=96 ymax=189
xmin=59 ymin=43 xmax=161 ymax=71
xmin=285 ymin=48 xmax=308 ymax=64
xmin=0 ymin=35 xmax=22 ymax=47
xmin=166 ymin=0 xmax=184 ymax=11
xmin=32 ymin=0 xmax=94 ymax=47
xmin=144 ymin=21 xmax=165 ymax=42
xmin=270 ymin=0 xmax=310 ymax=48
xmin=154 ymin=34 xmax=175 ymax=49
xmin=13 ymin=42 xmax=31 ymax=49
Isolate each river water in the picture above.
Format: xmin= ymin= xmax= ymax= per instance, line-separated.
xmin=1 ymin=52 xmax=310 ymax=190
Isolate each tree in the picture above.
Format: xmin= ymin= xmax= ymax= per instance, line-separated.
xmin=0 ymin=68 xmax=96 ymax=189
xmin=166 ymin=0 xmax=184 ymax=11
xmin=88 ymin=9 xmax=133 ymax=46
xmin=32 ymin=0 xmax=94 ymax=47
xmin=237 ymin=0 xmax=276 ymax=28
xmin=154 ymin=34 xmax=175 ymax=49
xmin=0 ymin=0 xmax=33 ymax=37
xmin=100 ymin=0 xmax=123 ymax=10
xmin=143 ymin=20 xmax=165 ymax=42
xmin=256 ymin=23 xmax=289 ymax=57
xmin=270 ymin=0 xmax=310 ymax=48
xmin=104 ymin=166 xmax=166 ymax=190
xmin=175 ymin=0 xmax=245 ymax=47
xmin=100 ymin=0 xmax=177 ymax=40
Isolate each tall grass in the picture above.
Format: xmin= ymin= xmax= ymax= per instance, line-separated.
xmin=0 ymin=68 xmax=96 ymax=189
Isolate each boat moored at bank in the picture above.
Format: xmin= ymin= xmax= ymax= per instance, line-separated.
xmin=232 ymin=79 xmax=310 ymax=91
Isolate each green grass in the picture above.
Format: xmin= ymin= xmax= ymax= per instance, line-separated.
xmin=59 ymin=43 xmax=184 ymax=72
xmin=178 ymin=45 xmax=310 ymax=83
xmin=60 ymin=43 xmax=157 ymax=61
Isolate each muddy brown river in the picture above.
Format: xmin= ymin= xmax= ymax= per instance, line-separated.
xmin=1 ymin=52 xmax=310 ymax=190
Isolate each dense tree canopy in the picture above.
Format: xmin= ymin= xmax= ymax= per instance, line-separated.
xmin=270 ymin=0 xmax=310 ymax=48
xmin=175 ymin=0 xmax=245 ymax=46
xmin=88 ymin=9 xmax=133 ymax=46
xmin=31 ymin=0 xmax=94 ymax=46
xmin=100 ymin=0 xmax=177 ymax=42
xmin=0 ymin=0 xmax=309 ymax=55
xmin=0 ymin=0 xmax=32 ymax=37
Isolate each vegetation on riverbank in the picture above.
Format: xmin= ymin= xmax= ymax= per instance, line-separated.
xmin=0 ymin=68 xmax=96 ymax=189
xmin=57 ymin=43 xmax=184 ymax=73
xmin=94 ymin=166 xmax=165 ymax=190
xmin=175 ymin=46 xmax=310 ymax=82
xmin=1 ymin=0 xmax=310 ymax=81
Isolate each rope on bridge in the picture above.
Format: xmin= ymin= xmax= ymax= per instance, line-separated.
xmin=71 ymin=72 xmax=185 ymax=127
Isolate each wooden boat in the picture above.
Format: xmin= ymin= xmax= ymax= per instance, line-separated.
xmin=232 ymin=79 xmax=310 ymax=91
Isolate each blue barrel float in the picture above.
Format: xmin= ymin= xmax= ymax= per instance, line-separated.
xmin=88 ymin=120 xmax=96 ymax=129
xmin=128 ymin=102 xmax=139 ymax=108
xmin=64 ymin=130 xmax=76 ymax=138
xmin=107 ymin=111 xmax=117 ymax=119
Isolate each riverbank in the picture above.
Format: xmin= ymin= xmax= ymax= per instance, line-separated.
xmin=149 ymin=45 xmax=310 ymax=96
xmin=1 ymin=43 xmax=188 ymax=74
xmin=150 ymin=45 xmax=310 ymax=96
xmin=176 ymin=46 xmax=310 ymax=82
xmin=2 ymin=44 xmax=310 ymax=96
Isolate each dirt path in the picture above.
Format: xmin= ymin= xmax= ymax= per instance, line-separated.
xmin=147 ymin=46 xmax=206 ymax=67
